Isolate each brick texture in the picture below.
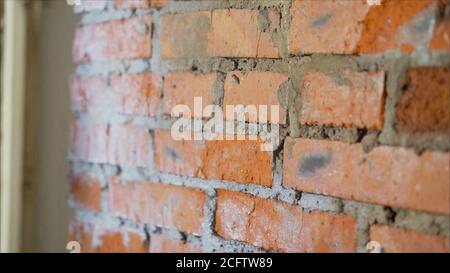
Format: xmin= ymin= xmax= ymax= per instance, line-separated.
xmin=396 ymin=67 xmax=450 ymax=135
xmin=215 ymin=190 xmax=356 ymax=252
xmin=370 ymin=225 xmax=450 ymax=253
xmin=154 ymin=130 xmax=273 ymax=186
xmin=73 ymin=16 xmax=152 ymax=62
xmin=283 ymin=137 xmax=450 ymax=215
xmin=149 ymin=234 xmax=202 ymax=253
xmin=108 ymin=178 xmax=206 ymax=235
xmin=299 ymin=70 xmax=385 ymax=129
xmin=163 ymin=72 xmax=218 ymax=119
xmin=114 ymin=0 xmax=167 ymax=9
xmin=70 ymin=172 xmax=102 ymax=212
xmin=70 ymin=75 xmax=105 ymax=113
xmin=224 ymin=72 xmax=288 ymax=124
xmin=161 ymin=9 xmax=278 ymax=59
xmin=290 ymin=0 xmax=443 ymax=54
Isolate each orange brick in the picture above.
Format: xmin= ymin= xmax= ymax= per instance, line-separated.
xmin=283 ymin=137 xmax=450 ymax=214
xmin=71 ymin=121 xmax=150 ymax=167
xmin=70 ymin=75 xmax=105 ymax=113
xmin=161 ymin=9 xmax=278 ymax=59
xmin=114 ymin=0 xmax=166 ymax=9
xmin=154 ymin=130 xmax=273 ymax=186
xmin=110 ymin=73 xmax=162 ymax=116
xmin=370 ymin=225 xmax=450 ymax=253
xmin=150 ymin=234 xmax=202 ymax=253
xmin=299 ymin=70 xmax=385 ymax=129
xmin=70 ymin=172 xmax=102 ymax=212
xmin=224 ymin=72 xmax=288 ymax=124
xmin=109 ymin=178 xmax=206 ymax=235
xmin=94 ymin=230 xmax=148 ymax=253
xmin=215 ymin=190 xmax=356 ymax=252
xmin=430 ymin=3 xmax=450 ymax=51
xmin=163 ymin=72 xmax=218 ymax=119
xmin=73 ymin=16 xmax=151 ymax=62
xmin=396 ymin=68 xmax=450 ymax=135
xmin=290 ymin=0 xmax=440 ymax=54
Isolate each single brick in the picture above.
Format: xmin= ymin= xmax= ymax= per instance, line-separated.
xmin=149 ymin=234 xmax=202 ymax=253
xmin=70 ymin=75 xmax=105 ymax=113
xmin=283 ymin=137 xmax=450 ymax=215
xmin=161 ymin=9 xmax=278 ymax=59
xmin=94 ymin=229 xmax=148 ymax=253
xmin=74 ymin=0 xmax=107 ymax=13
xmin=70 ymin=121 xmax=150 ymax=167
xmin=73 ymin=16 xmax=151 ymax=62
xmin=370 ymin=225 xmax=450 ymax=253
xmin=299 ymin=70 xmax=385 ymax=129
xmin=290 ymin=0 xmax=440 ymax=54
xmin=114 ymin=0 xmax=166 ymax=9
xmin=224 ymin=72 xmax=288 ymax=124
xmin=109 ymin=178 xmax=206 ymax=235
xmin=154 ymin=130 xmax=273 ymax=186
xmin=70 ymin=172 xmax=102 ymax=212
xmin=396 ymin=67 xmax=450 ymax=135
xmin=215 ymin=190 xmax=356 ymax=252
xmin=163 ymin=72 xmax=218 ymax=119
xmin=110 ymin=73 xmax=162 ymax=116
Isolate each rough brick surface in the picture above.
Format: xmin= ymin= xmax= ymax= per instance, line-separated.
xmin=109 ymin=178 xmax=206 ymax=235
xmin=114 ymin=0 xmax=166 ymax=9
xmin=290 ymin=0 xmax=441 ymax=54
xmin=70 ymin=172 xmax=102 ymax=212
xmin=70 ymin=122 xmax=150 ymax=167
xmin=154 ymin=130 xmax=273 ymax=186
xmin=299 ymin=70 xmax=385 ymax=129
xmin=283 ymin=137 xmax=450 ymax=214
xmin=163 ymin=72 xmax=218 ymax=119
xmin=73 ymin=16 xmax=152 ymax=62
xmin=396 ymin=67 xmax=450 ymax=135
xmin=370 ymin=225 xmax=450 ymax=253
xmin=150 ymin=234 xmax=202 ymax=253
xmin=161 ymin=9 xmax=278 ymax=59
xmin=215 ymin=190 xmax=356 ymax=252
xmin=70 ymin=75 xmax=105 ymax=113
xmin=110 ymin=73 xmax=162 ymax=116
xmin=224 ymin=72 xmax=288 ymax=124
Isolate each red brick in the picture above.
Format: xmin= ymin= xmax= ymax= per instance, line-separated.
xmin=110 ymin=73 xmax=162 ymax=116
xmin=70 ymin=172 xmax=102 ymax=212
xmin=74 ymin=0 xmax=107 ymax=13
xmin=94 ymin=230 xmax=148 ymax=253
xmin=70 ymin=121 xmax=150 ymax=167
xmin=290 ymin=0 xmax=440 ymax=54
xmin=154 ymin=130 xmax=273 ymax=186
xmin=370 ymin=225 xmax=450 ymax=253
xmin=149 ymin=234 xmax=202 ymax=253
xmin=73 ymin=16 xmax=151 ymax=62
xmin=109 ymin=178 xmax=206 ymax=235
xmin=114 ymin=0 xmax=166 ymax=9
xmin=70 ymin=75 xmax=105 ymax=113
xmin=163 ymin=72 xmax=218 ymax=119
xmin=396 ymin=67 xmax=450 ymax=135
xmin=224 ymin=72 xmax=288 ymax=124
xmin=299 ymin=70 xmax=385 ymax=129
xmin=161 ymin=9 xmax=278 ymax=59
xmin=283 ymin=137 xmax=450 ymax=215
xmin=69 ymin=219 xmax=148 ymax=253
xmin=215 ymin=190 xmax=356 ymax=252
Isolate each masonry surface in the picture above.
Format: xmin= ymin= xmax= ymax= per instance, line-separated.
xmin=69 ymin=0 xmax=450 ymax=253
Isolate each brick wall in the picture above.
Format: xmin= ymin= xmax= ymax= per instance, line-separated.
xmin=68 ymin=0 xmax=450 ymax=253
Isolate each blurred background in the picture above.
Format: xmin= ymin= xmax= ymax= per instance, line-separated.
xmin=1 ymin=0 xmax=77 ymax=252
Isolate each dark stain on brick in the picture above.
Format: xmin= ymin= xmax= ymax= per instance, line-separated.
xmin=166 ymin=146 xmax=180 ymax=160
xmin=312 ymin=14 xmax=331 ymax=27
xmin=298 ymin=153 xmax=331 ymax=177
